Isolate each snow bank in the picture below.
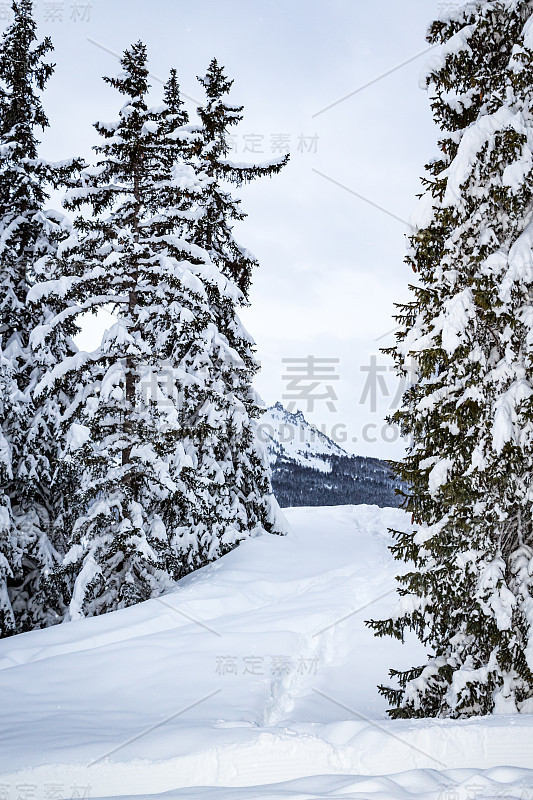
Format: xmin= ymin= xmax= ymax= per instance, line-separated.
xmin=0 ymin=505 xmax=531 ymax=799
xmin=88 ymin=768 xmax=533 ymax=800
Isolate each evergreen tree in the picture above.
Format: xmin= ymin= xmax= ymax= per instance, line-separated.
xmin=0 ymin=355 xmax=19 ymax=636
xmin=36 ymin=44 xmax=284 ymax=620
xmin=193 ymin=58 xmax=288 ymax=297
xmin=184 ymin=59 xmax=289 ymax=550
xmin=368 ymin=0 xmax=533 ymax=718
xmin=0 ymin=0 xmax=80 ymax=636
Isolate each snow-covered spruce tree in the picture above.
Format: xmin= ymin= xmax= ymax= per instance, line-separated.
xmin=24 ymin=230 xmax=83 ymax=629
xmin=193 ymin=58 xmax=288 ymax=297
xmin=0 ymin=0 xmax=81 ymax=636
xmin=36 ymin=44 xmax=284 ymax=620
xmin=154 ymin=64 xmax=289 ymax=576
xmin=183 ymin=59 xmax=289 ymax=542
xmin=368 ymin=1 xmax=533 ymax=718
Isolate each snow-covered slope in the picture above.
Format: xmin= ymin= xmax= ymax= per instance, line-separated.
xmin=259 ymin=403 xmax=400 ymax=507
xmin=0 ymin=505 xmax=532 ymax=800
xmin=259 ymin=402 xmax=348 ymax=472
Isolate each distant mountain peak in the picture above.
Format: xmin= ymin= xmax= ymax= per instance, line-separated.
xmin=258 ymin=402 xmax=401 ymax=509
xmin=259 ymin=403 xmax=349 ymax=472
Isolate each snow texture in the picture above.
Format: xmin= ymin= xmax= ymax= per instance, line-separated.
xmin=0 ymin=505 xmax=531 ymax=799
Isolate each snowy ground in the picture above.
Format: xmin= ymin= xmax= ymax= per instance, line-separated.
xmin=1 ymin=505 xmax=532 ymax=800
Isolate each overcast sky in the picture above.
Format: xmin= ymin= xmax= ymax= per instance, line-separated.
xmin=6 ymin=0 xmax=453 ymax=458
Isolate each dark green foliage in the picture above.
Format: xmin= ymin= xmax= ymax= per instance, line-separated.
xmin=368 ymin=1 xmax=533 ymax=718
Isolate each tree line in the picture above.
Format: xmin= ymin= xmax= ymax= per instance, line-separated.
xmin=0 ymin=0 xmax=288 ymax=636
